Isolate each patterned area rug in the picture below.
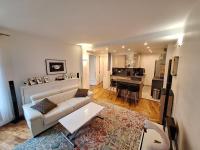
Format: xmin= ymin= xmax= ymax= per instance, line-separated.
xmin=14 ymin=102 xmax=146 ymax=150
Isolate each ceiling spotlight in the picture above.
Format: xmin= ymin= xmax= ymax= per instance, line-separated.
xmin=177 ymin=33 xmax=184 ymax=47
xmin=122 ymin=45 xmax=125 ymax=49
xmin=147 ymin=46 xmax=150 ymax=49
xmin=128 ymin=48 xmax=131 ymax=51
xmin=105 ymin=47 xmax=109 ymax=50
xmin=144 ymin=42 xmax=148 ymax=46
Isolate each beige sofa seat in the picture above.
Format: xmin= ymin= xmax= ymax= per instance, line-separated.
xmin=44 ymin=103 xmax=74 ymax=125
xmin=44 ymin=96 xmax=91 ymax=125
xmin=65 ymin=97 xmax=91 ymax=110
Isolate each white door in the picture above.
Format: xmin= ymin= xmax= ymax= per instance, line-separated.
xmin=95 ymin=56 xmax=100 ymax=84
xmin=89 ymin=55 xmax=96 ymax=85
xmin=99 ymin=56 xmax=104 ymax=83
xmin=101 ymin=54 xmax=110 ymax=89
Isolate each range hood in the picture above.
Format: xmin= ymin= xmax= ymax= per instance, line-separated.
xmin=125 ymin=52 xmax=139 ymax=68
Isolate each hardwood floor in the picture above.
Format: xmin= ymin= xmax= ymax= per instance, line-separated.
xmin=92 ymin=84 xmax=160 ymax=123
xmin=0 ymin=120 xmax=31 ymax=150
xmin=0 ymin=84 xmax=160 ymax=150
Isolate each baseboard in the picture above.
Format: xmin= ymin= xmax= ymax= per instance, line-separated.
xmin=11 ymin=116 xmax=25 ymax=124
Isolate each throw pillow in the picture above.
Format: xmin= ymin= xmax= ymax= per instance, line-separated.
xmin=31 ymin=98 xmax=57 ymax=114
xmin=75 ymin=88 xmax=89 ymax=97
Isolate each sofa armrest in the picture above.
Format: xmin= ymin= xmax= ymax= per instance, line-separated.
xmin=23 ymin=103 xmax=43 ymax=121
xmin=23 ymin=103 xmax=45 ymax=136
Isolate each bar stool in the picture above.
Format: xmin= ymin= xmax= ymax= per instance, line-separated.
xmin=116 ymin=82 xmax=128 ymax=101
xmin=127 ymin=84 xmax=139 ymax=104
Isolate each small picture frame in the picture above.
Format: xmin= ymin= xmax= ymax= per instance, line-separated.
xmin=24 ymin=81 xmax=29 ymax=86
xmin=36 ymin=77 xmax=43 ymax=84
xmin=64 ymin=74 xmax=68 ymax=80
xmin=73 ymin=73 xmax=77 ymax=78
xmin=43 ymin=76 xmax=49 ymax=83
xmin=28 ymin=78 xmax=36 ymax=86
xmin=69 ymin=73 xmax=73 ymax=78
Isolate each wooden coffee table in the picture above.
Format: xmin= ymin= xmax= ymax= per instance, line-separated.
xmin=59 ymin=102 xmax=104 ymax=149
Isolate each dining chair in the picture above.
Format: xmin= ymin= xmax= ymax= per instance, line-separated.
xmin=127 ymin=84 xmax=140 ymax=104
xmin=116 ymin=82 xmax=128 ymax=101
xmin=109 ymin=79 xmax=117 ymax=96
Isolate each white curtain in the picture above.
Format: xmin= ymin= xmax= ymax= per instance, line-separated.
xmin=0 ymin=48 xmax=13 ymax=126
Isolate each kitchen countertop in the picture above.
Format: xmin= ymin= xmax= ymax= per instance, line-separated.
xmin=111 ymin=75 xmax=143 ymax=85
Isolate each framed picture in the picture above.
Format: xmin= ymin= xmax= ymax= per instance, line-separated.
xmin=45 ymin=59 xmax=67 ymax=75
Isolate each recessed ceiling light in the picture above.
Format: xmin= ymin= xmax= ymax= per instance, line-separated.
xmin=105 ymin=47 xmax=109 ymax=50
xmin=144 ymin=42 xmax=148 ymax=46
xmin=122 ymin=45 xmax=125 ymax=49
xmin=128 ymin=48 xmax=131 ymax=51
xmin=147 ymin=46 xmax=150 ymax=49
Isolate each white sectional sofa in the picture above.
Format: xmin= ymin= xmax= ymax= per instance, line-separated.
xmin=23 ymin=85 xmax=92 ymax=137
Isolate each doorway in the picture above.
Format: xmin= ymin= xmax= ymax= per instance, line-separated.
xmin=89 ymin=55 xmax=97 ymax=86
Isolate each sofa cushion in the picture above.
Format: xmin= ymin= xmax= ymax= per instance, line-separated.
xmin=75 ymin=88 xmax=89 ymax=97
xmin=44 ymin=102 xmax=74 ymax=125
xmin=30 ymin=85 xmax=79 ymax=104
xmin=63 ymin=96 xmax=91 ymax=110
xmin=31 ymin=98 xmax=57 ymax=114
xmin=43 ymin=96 xmax=91 ymax=125
xmin=31 ymin=89 xmax=60 ymax=102
xmin=47 ymin=89 xmax=77 ymax=104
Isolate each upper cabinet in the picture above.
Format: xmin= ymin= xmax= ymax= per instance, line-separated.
xmin=125 ymin=53 xmax=140 ymax=68
xmin=112 ymin=55 xmax=126 ymax=68
xmin=112 ymin=53 xmax=140 ymax=68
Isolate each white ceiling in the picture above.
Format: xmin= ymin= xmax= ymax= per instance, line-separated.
xmin=94 ymin=41 xmax=169 ymax=54
xmin=0 ymin=0 xmax=197 ymax=47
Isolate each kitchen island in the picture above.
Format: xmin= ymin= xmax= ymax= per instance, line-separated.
xmin=111 ymin=75 xmax=144 ymax=99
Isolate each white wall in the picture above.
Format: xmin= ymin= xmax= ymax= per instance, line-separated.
xmin=0 ymin=29 xmax=82 ymax=115
xmin=164 ymin=3 xmax=200 ymax=149
xmin=140 ymin=54 xmax=160 ymax=85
